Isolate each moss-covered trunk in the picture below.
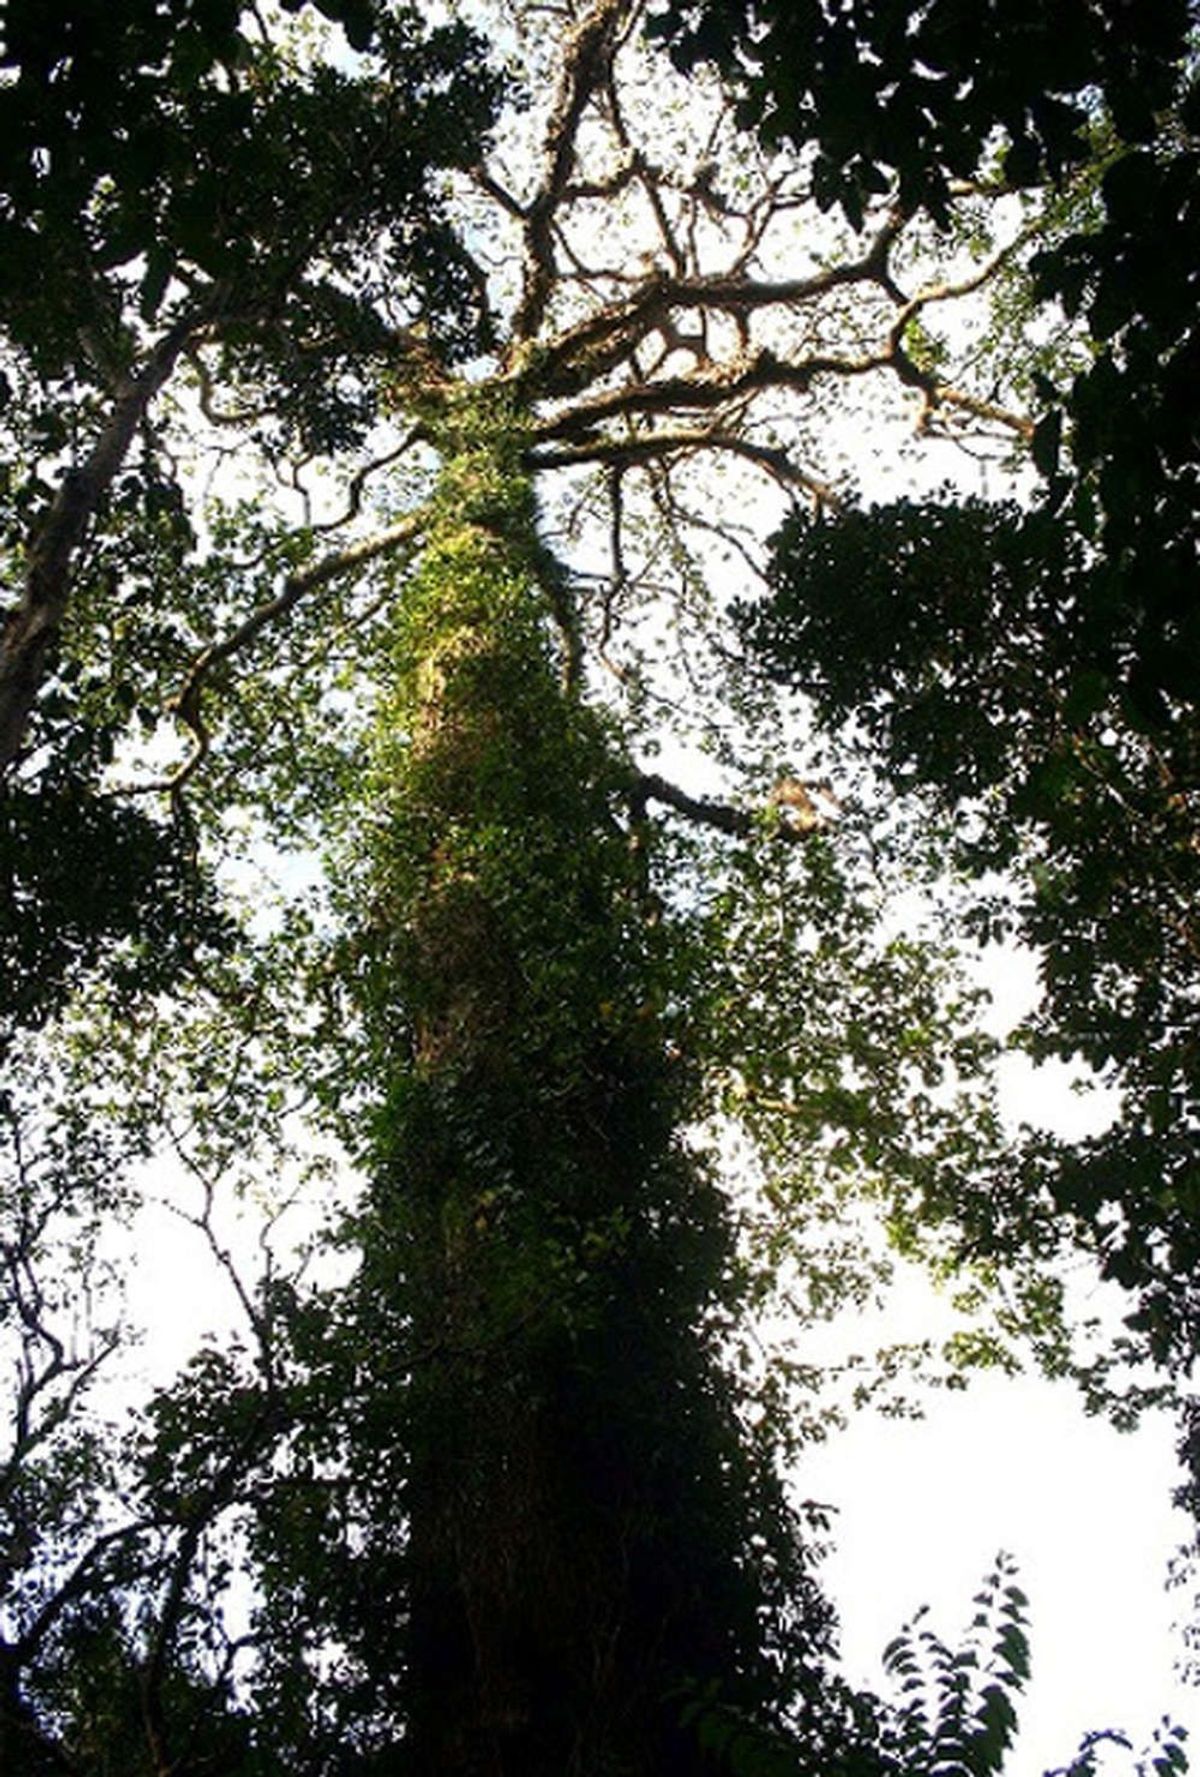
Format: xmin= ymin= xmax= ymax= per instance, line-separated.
xmin=340 ymin=412 xmax=811 ymax=1774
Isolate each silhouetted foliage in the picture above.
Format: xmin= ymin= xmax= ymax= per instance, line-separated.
xmin=743 ymin=38 xmax=1200 ymax=1391
xmin=649 ymin=0 xmax=1190 ymax=224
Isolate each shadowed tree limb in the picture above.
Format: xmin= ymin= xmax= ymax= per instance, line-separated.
xmin=0 ymin=316 xmax=206 ymax=777
xmin=632 ymin=771 xmax=829 ymax=839
xmin=511 ymin=0 xmax=639 ymax=343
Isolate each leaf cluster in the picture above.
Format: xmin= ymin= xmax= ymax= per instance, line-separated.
xmin=733 ymin=13 xmax=1200 ymax=1397
xmin=748 ymin=480 xmax=1200 ymax=1375
xmin=0 ymin=1 xmax=502 ymax=384
xmin=1030 ymin=77 xmax=1200 ymax=735
xmin=648 ymin=0 xmax=1190 ymax=226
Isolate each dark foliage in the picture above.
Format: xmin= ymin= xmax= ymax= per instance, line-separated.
xmin=649 ymin=0 xmax=1191 ymax=225
xmin=746 ymin=488 xmax=1200 ymax=1370
xmin=0 ymin=0 xmax=504 ymax=1027
xmin=1030 ymin=76 xmax=1200 ymax=736
xmin=742 ymin=43 xmax=1200 ymax=1381
xmin=0 ymin=775 xmax=232 ymax=1044
xmin=0 ymin=0 xmax=502 ymax=383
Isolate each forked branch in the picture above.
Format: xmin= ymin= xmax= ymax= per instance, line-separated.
xmin=512 ymin=0 xmax=638 ymax=343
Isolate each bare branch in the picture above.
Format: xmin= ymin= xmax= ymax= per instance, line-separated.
xmin=161 ymin=507 xmax=428 ymax=795
xmin=528 ymin=423 xmax=840 ymax=512
xmin=533 ymin=343 xmax=882 ymax=443
xmin=527 ymin=207 xmax=908 ymax=401
xmin=633 ymin=771 xmax=829 ymax=842
xmin=306 ymin=429 xmax=422 ymax=539
xmin=471 ymin=163 xmax=529 ymax=223
xmin=185 ymin=342 xmax=272 ymax=427
xmin=886 ymin=223 xmax=1043 ymax=439
xmin=511 ymin=0 xmax=637 ymax=343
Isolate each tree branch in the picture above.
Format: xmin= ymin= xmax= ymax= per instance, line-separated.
xmin=526 ymin=200 xmax=908 ymax=400
xmin=511 ymin=0 xmax=636 ymax=343
xmin=0 ymin=316 xmax=202 ymax=776
xmin=527 ymin=424 xmax=839 ymax=509
xmin=633 ymin=772 xmax=828 ymax=841
xmin=533 ymin=343 xmax=885 ymax=442
xmin=887 ymin=224 xmax=1043 ymax=440
xmin=163 ymin=508 xmax=428 ymax=795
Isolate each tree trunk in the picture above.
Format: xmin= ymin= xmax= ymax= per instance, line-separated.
xmin=339 ymin=411 xmax=814 ymax=1773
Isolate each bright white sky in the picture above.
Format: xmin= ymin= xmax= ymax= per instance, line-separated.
xmin=805 ymin=1372 xmax=1194 ymax=1776
xmin=802 ymin=954 xmax=1200 ymax=1774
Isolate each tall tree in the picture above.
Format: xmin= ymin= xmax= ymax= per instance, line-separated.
xmin=2 ymin=1 xmax=1189 ymax=1771
xmin=245 ymin=407 xmax=839 ymax=1772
